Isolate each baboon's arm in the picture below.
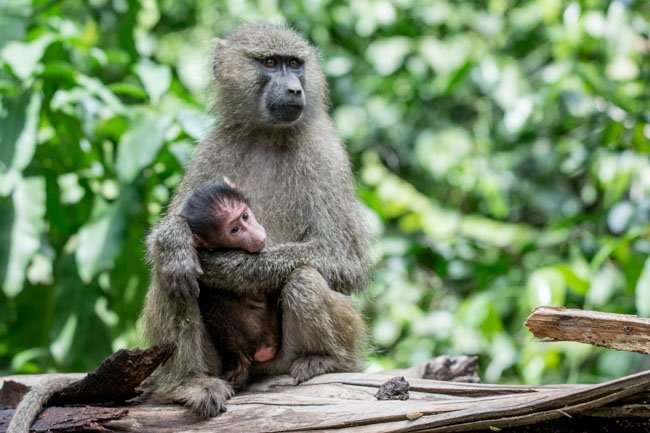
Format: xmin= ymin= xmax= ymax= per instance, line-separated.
xmin=147 ymin=215 xmax=203 ymax=297
xmin=199 ymin=240 xmax=367 ymax=295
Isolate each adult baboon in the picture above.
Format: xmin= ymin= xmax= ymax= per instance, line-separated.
xmin=142 ymin=23 xmax=370 ymax=417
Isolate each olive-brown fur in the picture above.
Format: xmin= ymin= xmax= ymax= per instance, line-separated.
xmin=142 ymin=23 xmax=370 ymax=417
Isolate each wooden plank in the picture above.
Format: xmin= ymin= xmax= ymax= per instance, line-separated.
xmin=1 ymin=406 xmax=127 ymax=433
xmin=110 ymin=393 xmax=554 ymax=433
xmin=3 ymin=370 xmax=650 ymax=432
xmin=525 ymin=306 xmax=650 ymax=354
xmin=286 ymin=373 xmax=584 ymax=395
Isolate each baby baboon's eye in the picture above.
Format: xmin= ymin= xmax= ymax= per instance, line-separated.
xmin=230 ymin=226 xmax=240 ymax=235
xmin=242 ymin=211 xmax=249 ymax=221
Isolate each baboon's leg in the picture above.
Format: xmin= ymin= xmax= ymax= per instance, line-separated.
xmin=280 ymin=266 xmax=367 ymax=383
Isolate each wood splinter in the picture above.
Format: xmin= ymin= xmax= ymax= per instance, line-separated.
xmin=525 ymin=307 xmax=650 ymax=354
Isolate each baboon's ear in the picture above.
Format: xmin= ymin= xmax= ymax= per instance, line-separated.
xmin=212 ymin=38 xmax=229 ymax=77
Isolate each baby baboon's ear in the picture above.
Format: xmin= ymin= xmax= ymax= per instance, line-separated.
xmin=222 ymin=176 xmax=237 ymax=189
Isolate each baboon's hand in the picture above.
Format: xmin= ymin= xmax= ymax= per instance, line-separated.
xmin=149 ymin=214 xmax=203 ymax=298
xmin=159 ymin=252 xmax=203 ymax=298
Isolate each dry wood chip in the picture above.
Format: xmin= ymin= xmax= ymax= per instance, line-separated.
xmin=376 ymin=376 xmax=410 ymax=401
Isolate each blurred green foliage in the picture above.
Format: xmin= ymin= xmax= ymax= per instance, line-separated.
xmin=1 ymin=0 xmax=649 ymax=384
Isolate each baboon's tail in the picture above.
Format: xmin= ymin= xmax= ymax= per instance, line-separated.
xmin=8 ymin=376 xmax=78 ymax=433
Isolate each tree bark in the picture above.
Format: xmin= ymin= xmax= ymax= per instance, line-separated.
xmin=525 ymin=306 xmax=650 ymax=354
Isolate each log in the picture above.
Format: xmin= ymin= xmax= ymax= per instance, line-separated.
xmin=2 ymin=369 xmax=650 ymax=433
xmin=4 ymin=312 xmax=650 ymax=433
xmin=50 ymin=343 xmax=175 ymax=405
xmin=0 ymin=343 xmax=175 ymax=409
xmin=386 ymin=355 xmax=480 ymax=383
xmin=0 ymin=344 xmax=175 ymax=433
xmin=525 ymin=307 xmax=650 ymax=354
xmin=0 ymin=406 xmax=128 ymax=433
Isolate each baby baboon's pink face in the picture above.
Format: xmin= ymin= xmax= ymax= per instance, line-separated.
xmin=210 ymin=201 xmax=266 ymax=253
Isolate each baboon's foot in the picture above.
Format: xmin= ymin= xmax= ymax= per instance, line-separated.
xmin=174 ymin=376 xmax=234 ymax=417
xmin=289 ymin=355 xmax=338 ymax=385
xmin=223 ymin=365 xmax=251 ymax=391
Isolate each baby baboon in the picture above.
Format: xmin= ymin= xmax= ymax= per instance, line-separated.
xmin=143 ymin=23 xmax=370 ymax=417
xmin=179 ymin=179 xmax=281 ymax=390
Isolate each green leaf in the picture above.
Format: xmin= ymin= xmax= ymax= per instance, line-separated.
xmin=458 ymin=294 xmax=505 ymax=340
xmin=635 ymin=258 xmax=650 ymax=317
xmin=57 ymin=173 xmax=86 ymax=205
xmin=115 ymin=111 xmax=173 ymax=183
xmin=176 ymin=109 xmax=212 ymax=141
xmin=526 ymin=267 xmax=567 ymax=308
xmin=75 ymin=186 xmax=139 ymax=283
xmin=135 ymin=59 xmax=172 ymax=103
xmin=108 ymin=82 xmax=148 ymax=100
xmin=486 ymin=334 xmax=517 ymax=382
xmin=0 ymin=91 xmax=41 ymax=196
xmin=460 ymin=216 xmax=536 ymax=249
xmin=372 ymin=316 xmax=401 ymax=346
xmin=75 ymin=74 xmax=125 ymax=113
xmin=587 ymin=265 xmax=624 ymax=308
xmin=50 ymin=314 xmax=78 ymax=365
xmin=556 ymin=265 xmax=589 ymax=295
xmin=10 ymin=348 xmax=50 ymax=372
xmin=366 ymin=37 xmax=411 ymax=75
xmin=1 ymin=34 xmax=55 ymax=80
xmin=415 ymin=128 xmax=472 ymax=178
xmin=1 ymin=177 xmax=46 ymax=298
xmin=0 ymin=0 xmax=29 ymax=49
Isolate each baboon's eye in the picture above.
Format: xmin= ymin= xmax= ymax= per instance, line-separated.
xmin=288 ymin=58 xmax=302 ymax=69
xmin=264 ymin=57 xmax=278 ymax=68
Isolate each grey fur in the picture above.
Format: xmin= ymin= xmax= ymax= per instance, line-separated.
xmin=142 ymin=23 xmax=370 ymax=417
xmin=7 ymin=376 xmax=79 ymax=433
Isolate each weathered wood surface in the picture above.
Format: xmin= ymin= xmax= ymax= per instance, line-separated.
xmin=0 ymin=344 xmax=174 ymax=433
xmin=2 ymin=369 xmax=650 ymax=433
xmin=525 ymin=306 xmax=650 ymax=354
xmin=50 ymin=343 xmax=175 ymax=405
xmin=386 ymin=355 xmax=480 ymax=383
xmin=0 ymin=406 xmax=128 ymax=433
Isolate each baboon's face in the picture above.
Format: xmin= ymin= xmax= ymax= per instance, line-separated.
xmin=212 ymin=25 xmax=327 ymax=129
xmin=257 ymin=55 xmax=306 ymax=125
